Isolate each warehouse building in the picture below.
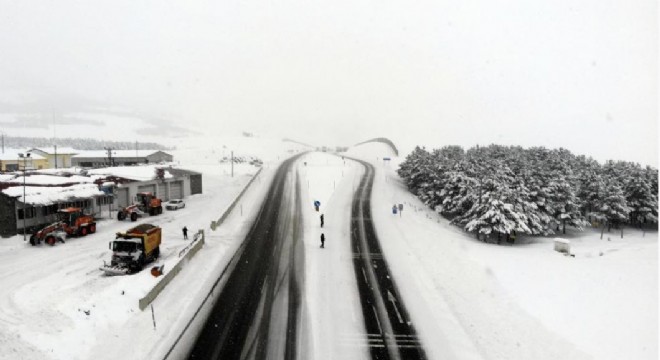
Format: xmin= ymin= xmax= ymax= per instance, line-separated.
xmin=72 ymin=150 xmax=173 ymax=168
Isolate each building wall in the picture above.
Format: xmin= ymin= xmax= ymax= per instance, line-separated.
xmin=11 ymin=196 xmax=114 ymax=236
xmin=0 ymin=194 xmax=17 ymax=237
xmin=73 ymin=156 xmax=145 ymax=168
xmin=0 ymin=158 xmax=48 ymax=171
xmin=190 ymin=174 xmax=203 ymax=195
xmin=147 ymin=151 xmax=173 ymax=163
xmin=113 ymin=174 xmax=195 ymax=208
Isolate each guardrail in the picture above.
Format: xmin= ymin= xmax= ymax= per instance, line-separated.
xmin=138 ymin=230 xmax=205 ymax=310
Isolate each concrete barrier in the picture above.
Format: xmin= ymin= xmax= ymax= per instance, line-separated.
xmin=138 ymin=230 xmax=205 ymax=310
xmin=211 ymin=167 xmax=263 ymax=230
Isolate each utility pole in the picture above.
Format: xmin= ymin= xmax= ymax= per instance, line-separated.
xmin=104 ymin=147 xmax=114 ymax=167
xmin=54 ymin=144 xmax=58 ymax=169
xmin=19 ymin=152 xmax=31 ymax=242
xmin=135 ymin=140 xmax=138 ymax=158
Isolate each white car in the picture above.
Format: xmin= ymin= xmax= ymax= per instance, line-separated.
xmin=166 ymin=199 xmax=186 ymax=210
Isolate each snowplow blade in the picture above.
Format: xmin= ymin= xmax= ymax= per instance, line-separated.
xmin=100 ymin=265 xmax=130 ymax=276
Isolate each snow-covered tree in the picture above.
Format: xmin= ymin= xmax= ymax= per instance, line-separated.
xmin=397 ymin=143 xmax=658 ymax=241
xmin=453 ymin=179 xmax=531 ymax=241
xmin=597 ymin=183 xmax=631 ymax=229
xmin=624 ymin=166 xmax=658 ymax=225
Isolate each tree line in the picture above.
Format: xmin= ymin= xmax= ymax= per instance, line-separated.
xmin=397 ymin=145 xmax=658 ymax=241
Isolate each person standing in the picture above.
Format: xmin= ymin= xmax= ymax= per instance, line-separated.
xmin=320 ymin=214 xmax=324 ymax=228
xmin=320 ymin=233 xmax=325 ymax=248
xmin=182 ymin=226 xmax=188 ymax=240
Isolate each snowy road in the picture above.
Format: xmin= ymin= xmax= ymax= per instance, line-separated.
xmin=350 ymin=158 xmax=426 ymax=360
xmin=189 ymin=154 xmax=306 ymax=359
xmin=190 ymin=154 xmax=427 ymax=360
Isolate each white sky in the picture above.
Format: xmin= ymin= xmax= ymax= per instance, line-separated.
xmin=0 ymin=0 xmax=657 ymax=166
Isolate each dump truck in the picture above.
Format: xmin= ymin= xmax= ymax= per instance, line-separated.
xmin=117 ymin=192 xmax=163 ymax=221
xmin=101 ymin=224 xmax=162 ymax=275
xmin=29 ymin=208 xmax=96 ymax=246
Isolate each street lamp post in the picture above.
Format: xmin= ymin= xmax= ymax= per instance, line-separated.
xmin=18 ymin=152 xmax=31 ymax=242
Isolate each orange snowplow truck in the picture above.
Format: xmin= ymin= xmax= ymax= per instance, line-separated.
xmin=30 ymin=208 xmax=96 ymax=246
xmin=117 ymin=192 xmax=163 ymax=221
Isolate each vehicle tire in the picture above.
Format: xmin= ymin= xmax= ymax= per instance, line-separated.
xmin=80 ymin=227 xmax=88 ymax=236
xmin=158 ymin=206 xmax=162 ymax=215
xmin=46 ymin=236 xmax=56 ymax=246
xmin=182 ymin=204 xmax=185 ymax=208
xmin=89 ymin=224 xmax=96 ymax=233
xmin=29 ymin=235 xmax=37 ymax=246
xmin=153 ymin=246 xmax=160 ymax=259
xmin=117 ymin=212 xmax=125 ymax=221
xmin=130 ymin=212 xmax=138 ymax=222
xmin=148 ymin=208 xmax=154 ymax=216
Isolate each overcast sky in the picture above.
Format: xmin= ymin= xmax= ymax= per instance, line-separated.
xmin=0 ymin=0 xmax=657 ymax=165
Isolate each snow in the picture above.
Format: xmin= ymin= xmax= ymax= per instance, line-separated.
xmin=0 ymin=136 xmax=656 ymax=360
xmin=2 ymin=183 xmax=106 ymax=205
xmin=86 ymin=165 xmax=174 ymax=181
xmin=2 ymin=174 xmax=94 ymax=186
xmin=348 ymin=142 xmax=658 ymax=360
xmin=30 ymin=147 xmax=78 ymax=155
xmin=0 ymin=149 xmax=46 ymax=161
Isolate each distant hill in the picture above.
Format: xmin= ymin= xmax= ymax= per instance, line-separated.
xmin=1 ymin=136 xmax=172 ymax=151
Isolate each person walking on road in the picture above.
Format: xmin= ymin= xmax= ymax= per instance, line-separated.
xmin=183 ymin=226 xmax=188 ymax=240
xmin=320 ymin=214 xmax=324 ymax=228
xmin=320 ymin=233 xmax=325 ymax=248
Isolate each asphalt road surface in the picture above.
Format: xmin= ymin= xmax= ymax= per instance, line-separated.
xmin=349 ymin=158 xmax=427 ymax=360
xmin=189 ymin=155 xmax=305 ymax=359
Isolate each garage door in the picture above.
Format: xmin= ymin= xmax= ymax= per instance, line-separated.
xmin=115 ymin=188 xmax=130 ymax=207
xmin=170 ymin=181 xmax=183 ymax=200
xmin=138 ymin=184 xmax=157 ymax=196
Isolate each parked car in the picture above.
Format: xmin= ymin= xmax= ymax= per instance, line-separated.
xmin=166 ymin=199 xmax=186 ymax=210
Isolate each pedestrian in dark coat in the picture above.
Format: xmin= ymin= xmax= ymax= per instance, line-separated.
xmin=320 ymin=214 xmax=324 ymax=228
xmin=320 ymin=233 xmax=325 ymax=248
xmin=183 ymin=226 xmax=188 ymax=240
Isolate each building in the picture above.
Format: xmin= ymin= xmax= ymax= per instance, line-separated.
xmin=72 ymin=150 xmax=173 ymax=168
xmin=28 ymin=147 xmax=79 ymax=169
xmin=0 ymin=165 xmax=201 ymax=237
xmin=0 ymin=151 xmax=49 ymax=171
xmin=0 ymin=180 xmax=112 ymax=237
xmin=109 ymin=167 xmax=202 ymax=208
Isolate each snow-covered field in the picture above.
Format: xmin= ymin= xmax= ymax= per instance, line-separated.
xmin=0 ymin=138 xmax=656 ymax=360
xmin=349 ymin=142 xmax=658 ymax=360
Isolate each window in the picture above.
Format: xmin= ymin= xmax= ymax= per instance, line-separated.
xmin=18 ymin=207 xmax=36 ymax=220
xmin=96 ymin=195 xmax=113 ymax=206
xmin=42 ymin=204 xmax=58 ymax=216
